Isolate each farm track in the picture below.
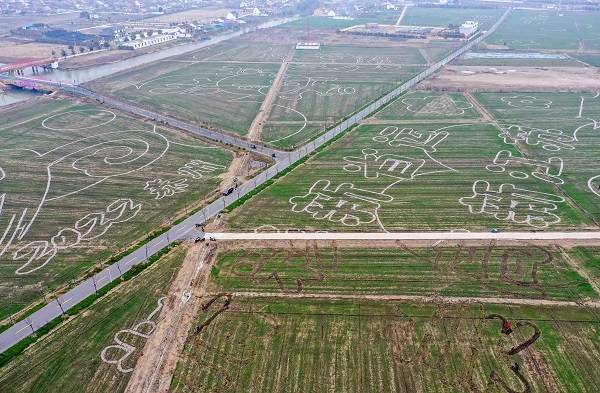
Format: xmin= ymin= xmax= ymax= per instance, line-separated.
xmin=213 ymin=291 xmax=600 ymax=308
xmin=418 ymin=48 xmax=433 ymax=66
xmin=396 ymin=5 xmax=409 ymax=26
xmin=463 ymin=92 xmax=493 ymax=121
xmin=206 ymin=231 xmax=600 ymax=242
xmin=247 ymin=49 xmax=293 ymax=142
xmin=125 ymin=243 xmax=215 ymax=393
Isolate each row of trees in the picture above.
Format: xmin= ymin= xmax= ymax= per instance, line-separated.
xmin=122 ymin=29 xmax=165 ymax=42
xmin=51 ymin=41 xmax=110 ymax=57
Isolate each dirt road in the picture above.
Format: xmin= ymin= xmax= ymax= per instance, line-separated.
xmin=206 ymin=231 xmax=600 ymax=242
xmin=222 ymin=291 xmax=600 ymax=308
xmin=396 ymin=5 xmax=409 ymax=26
xmin=247 ymin=50 xmax=293 ymax=142
xmin=463 ymin=91 xmax=493 ymax=121
xmin=125 ymin=243 xmax=215 ymax=393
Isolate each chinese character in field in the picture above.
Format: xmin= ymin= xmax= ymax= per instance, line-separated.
xmin=498 ymin=125 xmax=575 ymax=152
xmin=363 ymin=127 xmax=456 ymax=187
xmin=373 ymin=126 xmax=449 ymax=152
xmin=459 ymin=180 xmax=565 ymax=228
xmin=177 ymin=159 xmax=225 ymax=179
xmin=486 ymin=150 xmax=564 ymax=184
xmin=144 ymin=178 xmax=188 ymax=200
xmin=343 ymin=148 xmax=425 ymax=182
xmin=289 ymin=180 xmax=393 ymax=227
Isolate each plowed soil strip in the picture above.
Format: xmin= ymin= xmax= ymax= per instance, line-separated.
xmin=218 ymin=291 xmax=600 ymax=308
xmin=206 ymin=231 xmax=600 ymax=241
xmin=125 ymin=243 xmax=216 ymax=393
xmin=247 ymin=50 xmax=293 ymax=142
xmin=463 ymin=92 xmax=492 ymax=121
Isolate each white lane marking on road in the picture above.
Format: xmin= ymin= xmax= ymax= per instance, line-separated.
xmin=96 ymin=275 xmax=107 ymax=284
xmin=15 ymin=323 xmax=32 ymax=335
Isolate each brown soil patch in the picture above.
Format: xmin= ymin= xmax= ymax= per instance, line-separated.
xmin=247 ymin=49 xmax=293 ymax=142
xmin=464 ymin=91 xmax=492 ymax=121
xmin=421 ymin=66 xmax=600 ymax=92
xmin=125 ymin=242 xmax=216 ymax=393
xmin=217 ymin=290 xmax=600 ymax=308
xmin=215 ymin=238 xmax=600 ymax=252
xmin=0 ymin=39 xmax=67 ymax=62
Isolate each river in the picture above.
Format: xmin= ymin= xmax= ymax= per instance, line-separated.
xmin=18 ymin=17 xmax=296 ymax=85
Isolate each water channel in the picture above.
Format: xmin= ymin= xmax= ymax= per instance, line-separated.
xmin=0 ymin=17 xmax=295 ymax=107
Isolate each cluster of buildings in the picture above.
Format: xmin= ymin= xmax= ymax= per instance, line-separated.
xmin=0 ymin=0 xmax=211 ymax=16
xmin=115 ymin=26 xmax=191 ymax=50
xmin=110 ymin=0 xmax=306 ymax=50
xmin=342 ymin=19 xmax=479 ymax=40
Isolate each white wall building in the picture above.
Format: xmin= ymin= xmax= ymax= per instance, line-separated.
xmin=296 ymin=42 xmax=321 ymax=50
xmin=119 ymin=27 xmax=190 ymax=50
xmin=459 ymin=21 xmax=479 ymax=37
xmin=120 ymin=34 xmax=177 ymax=49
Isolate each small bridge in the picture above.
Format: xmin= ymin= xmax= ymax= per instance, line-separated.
xmin=0 ymin=58 xmax=59 ymax=75
xmin=0 ymin=74 xmax=60 ymax=92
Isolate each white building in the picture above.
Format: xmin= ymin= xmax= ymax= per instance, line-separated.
xmin=296 ymin=42 xmax=321 ymax=50
xmin=120 ymin=34 xmax=177 ymax=49
xmin=327 ymin=10 xmax=336 ymax=17
xmin=459 ymin=21 xmax=479 ymax=38
xmin=160 ymin=27 xmax=190 ymax=38
xmin=119 ymin=27 xmax=190 ymax=50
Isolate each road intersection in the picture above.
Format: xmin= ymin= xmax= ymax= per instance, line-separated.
xmin=0 ymin=7 xmax=517 ymax=355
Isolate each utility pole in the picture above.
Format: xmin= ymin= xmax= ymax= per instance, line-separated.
xmin=26 ymin=317 xmax=34 ymax=334
xmin=57 ymin=298 xmax=65 ymax=316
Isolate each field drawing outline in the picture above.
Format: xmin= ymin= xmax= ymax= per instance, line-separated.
xmin=401 ymin=94 xmax=474 ymax=116
xmin=100 ymin=296 xmax=166 ymax=373
xmin=0 ymin=111 xmax=215 ymax=274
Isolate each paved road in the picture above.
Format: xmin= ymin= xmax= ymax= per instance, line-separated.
xmin=0 ymin=8 xmax=513 ymax=354
xmin=205 ymin=231 xmax=600 ymax=241
xmin=71 ymin=85 xmax=288 ymax=161
xmin=0 ymin=76 xmax=286 ymax=161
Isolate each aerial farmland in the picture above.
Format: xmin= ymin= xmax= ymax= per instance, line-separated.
xmin=1 ymin=1 xmax=600 ymax=393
